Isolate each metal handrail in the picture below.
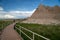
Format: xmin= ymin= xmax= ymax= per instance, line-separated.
xmin=15 ymin=25 xmax=50 ymax=40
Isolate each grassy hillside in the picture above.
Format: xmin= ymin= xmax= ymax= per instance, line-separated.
xmin=15 ymin=23 xmax=60 ymax=40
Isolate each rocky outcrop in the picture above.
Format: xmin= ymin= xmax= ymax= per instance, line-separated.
xmin=22 ymin=4 xmax=60 ymax=24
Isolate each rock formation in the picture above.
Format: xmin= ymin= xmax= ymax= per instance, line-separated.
xmin=22 ymin=4 xmax=60 ymax=24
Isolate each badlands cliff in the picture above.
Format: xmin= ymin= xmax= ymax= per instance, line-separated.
xmin=22 ymin=5 xmax=60 ymax=24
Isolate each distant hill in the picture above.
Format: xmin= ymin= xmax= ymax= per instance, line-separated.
xmin=22 ymin=4 xmax=60 ymax=24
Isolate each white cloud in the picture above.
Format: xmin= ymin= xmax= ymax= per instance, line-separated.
xmin=0 ymin=7 xmax=4 ymax=11
xmin=0 ymin=15 xmax=4 ymax=18
xmin=8 ymin=9 xmax=36 ymax=17
xmin=0 ymin=11 xmax=6 ymax=13
xmin=4 ymin=14 xmax=15 ymax=18
xmin=0 ymin=14 xmax=15 ymax=19
xmin=9 ymin=9 xmax=36 ymax=14
xmin=0 ymin=7 xmax=36 ymax=19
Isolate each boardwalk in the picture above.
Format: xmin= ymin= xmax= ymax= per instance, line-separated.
xmin=1 ymin=23 xmax=22 ymax=40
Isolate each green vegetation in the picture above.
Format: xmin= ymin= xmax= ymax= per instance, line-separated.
xmin=0 ymin=20 xmax=13 ymax=31
xmin=15 ymin=23 xmax=60 ymax=40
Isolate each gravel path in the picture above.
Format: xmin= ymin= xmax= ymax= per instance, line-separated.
xmin=1 ymin=23 xmax=22 ymax=40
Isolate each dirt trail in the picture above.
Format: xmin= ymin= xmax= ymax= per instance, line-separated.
xmin=1 ymin=23 xmax=22 ymax=40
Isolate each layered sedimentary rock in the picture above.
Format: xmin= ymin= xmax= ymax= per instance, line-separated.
xmin=22 ymin=5 xmax=60 ymax=24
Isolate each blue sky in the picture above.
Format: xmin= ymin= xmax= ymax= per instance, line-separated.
xmin=0 ymin=0 xmax=60 ymax=19
xmin=0 ymin=0 xmax=60 ymax=11
xmin=0 ymin=0 xmax=41 ymax=11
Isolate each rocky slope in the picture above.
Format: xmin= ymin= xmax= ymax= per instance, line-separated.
xmin=22 ymin=4 xmax=60 ymax=24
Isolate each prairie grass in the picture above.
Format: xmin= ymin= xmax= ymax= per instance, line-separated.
xmin=15 ymin=23 xmax=60 ymax=40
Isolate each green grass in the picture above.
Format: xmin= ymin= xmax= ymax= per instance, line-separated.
xmin=15 ymin=23 xmax=60 ymax=40
xmin=0 ymin=21 xmax=13 ymax=31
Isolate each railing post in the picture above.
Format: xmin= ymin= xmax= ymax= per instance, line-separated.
xmin=47 ymin=39 xmax=50 ymax=40
xmin=19 ymin=26 xmax=21 ymax=36
xmin=33 ymin=33 xmax=34 ymax=40
xmin=2 ymin=24 xmax=3 ymax=30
